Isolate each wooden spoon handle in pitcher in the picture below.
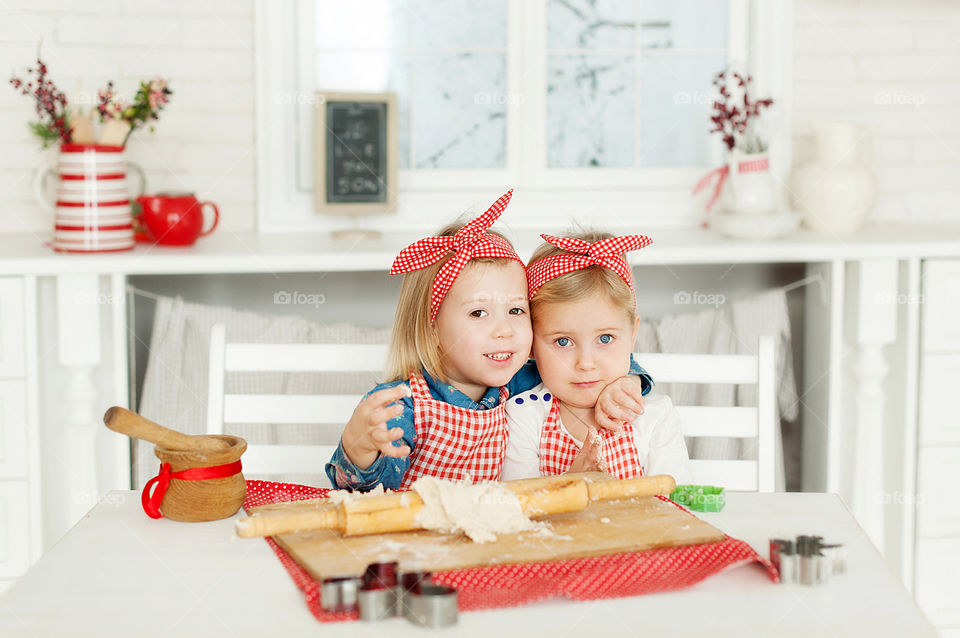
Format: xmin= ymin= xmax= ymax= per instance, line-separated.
xmin=103 ymin=406 xmax=228 ymax=451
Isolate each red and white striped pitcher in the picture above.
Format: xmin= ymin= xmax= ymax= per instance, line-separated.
xmin=33 ymin=144 xmax=145 ymax=253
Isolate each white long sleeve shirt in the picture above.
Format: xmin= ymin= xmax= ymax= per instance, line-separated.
xmin=503 ymin=383 xmax=691 ymax=485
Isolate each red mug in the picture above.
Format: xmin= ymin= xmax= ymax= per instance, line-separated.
xmin=135 ymin=192 xmax=219 ymax=246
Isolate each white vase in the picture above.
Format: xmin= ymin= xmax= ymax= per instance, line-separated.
xmin=791 ymin=120 xmax=877 ymax=234
xmin=722 ymin=150 xmax=778 ymax=215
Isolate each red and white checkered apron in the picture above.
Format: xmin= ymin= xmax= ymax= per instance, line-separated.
xmin=400 ymin=373 xmax=510 ymax=489
xmin=539 ymin=397 xmax=642 ymax=479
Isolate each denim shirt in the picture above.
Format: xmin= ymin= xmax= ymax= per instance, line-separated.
xmin=325 ymin=357 xmax=653 ymax=491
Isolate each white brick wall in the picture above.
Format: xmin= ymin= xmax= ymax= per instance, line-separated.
xmin=794 ymin=0 xmax=960 ymax=221
xmin=2 ymin=0 xmax=958 ymax=237
xmin=0 ymin=0 xmax=255 ymax=236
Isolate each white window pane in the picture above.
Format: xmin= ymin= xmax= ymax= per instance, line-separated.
xmin=547 ymin=54 xmax=634 ymax=168
xmin=638 ymin=54 xmax=727 ymax=166
xmin=411 ymin=0 xmax=507 ymax=49
xmin=547 ymin=0 xmax=636 ymax=51
xmin=412 ymin=53 xmax=506 ymax=169
xmin=639 ymin=0 xmax=728 ymax=50
xmin=314 ymin=0 xmax=408 ymax=49
xmin=315 ymin=51 xmax=411 ymax=169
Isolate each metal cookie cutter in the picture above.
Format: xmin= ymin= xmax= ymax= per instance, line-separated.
xmin=358 ymin=562 xmax=399 ymax=621
xmin=320 ymin=576 xmax=362 ymax=613
xmin=396 ymin=570 xmax=432 ymax=618
xmin=770 ymin=535 xmax=846 ymax=586
xmin=397 ymin=572 xmax=460 ymax=628
xmin=356 ymin=563 xmax=458 ymax=627
xmin=404 ymin=582 xmax=458 ymax=628
xmin=399 ymin=571 xmax=457 ymax=628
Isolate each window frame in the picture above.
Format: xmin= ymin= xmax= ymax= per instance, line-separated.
xmin=255 ymin=0 xmax=794 ymax=233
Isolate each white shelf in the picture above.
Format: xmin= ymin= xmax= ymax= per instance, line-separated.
xmin=2 ymin=222 xmax=960 ymax=275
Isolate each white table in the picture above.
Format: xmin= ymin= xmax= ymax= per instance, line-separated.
xmin=0 ymin=491 xmax=937 ymax=637
xmin=5 ymin=226 xmax=956 ymax=596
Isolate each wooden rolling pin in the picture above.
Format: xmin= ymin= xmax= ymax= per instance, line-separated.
xmin=103 ymin=406 xmax=229 ymax=452
xmin=235 ymin=473 xmax=676 ymax=538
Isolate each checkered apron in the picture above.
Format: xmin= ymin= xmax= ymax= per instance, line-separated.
xmin=539 ymin=397 xmax=642 ymax=479
xmin=400 ymin=373 xmax=510 ymax=489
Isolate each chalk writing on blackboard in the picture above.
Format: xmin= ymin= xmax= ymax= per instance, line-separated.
xmin=327 ymin=102 xmax=386 ymax=203
xmin=314 ymin=92 xmax=397 ymax=216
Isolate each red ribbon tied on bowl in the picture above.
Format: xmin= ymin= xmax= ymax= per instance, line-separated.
xmin=141 ymin=460 xmax=243 ymax=519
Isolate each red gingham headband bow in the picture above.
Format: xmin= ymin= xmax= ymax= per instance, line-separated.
xmin=390 ymin=190 xmax=522 ymax=322
xmin=526 ymin=233 xmax=653 ymax=299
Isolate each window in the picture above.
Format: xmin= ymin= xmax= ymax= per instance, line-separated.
xmin=544 ymin=0 xmax=728 ymax=169
xmin=256 ymin=0 xmax=790 ymax=233
xmin=312 ymin=1 xmax=509 ymax=171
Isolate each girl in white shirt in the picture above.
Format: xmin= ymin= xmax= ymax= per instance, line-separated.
xmin=502 ymin=231 xmax=691 ymax=484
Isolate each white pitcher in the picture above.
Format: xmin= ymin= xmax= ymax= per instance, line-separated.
xmin=791 ymin=120 xmax=877 ymax=234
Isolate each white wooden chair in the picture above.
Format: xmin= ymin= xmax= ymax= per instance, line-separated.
xmin=207 ymin=324 xmax=775 ymax=492
xmin=206 ymin=324 xmax=388 ymax=486
xmin=634 ymin=335 xmax=777 ymax=492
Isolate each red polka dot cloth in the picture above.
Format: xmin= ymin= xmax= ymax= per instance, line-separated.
xmin=399 ymin=372 xmax=509 ymax=489
xmin=243 ymin=480 xmax=778 ymax=623
xmin=526 ymin=233 xmax=653 ymax=299
xmin=389 ymin=189 xmax=523 ymax=322
xmin=539 ymin=395 xmax=641 ymax=479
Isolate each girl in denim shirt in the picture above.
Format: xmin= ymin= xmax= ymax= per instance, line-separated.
xmin=326 ymin=192 xmax=651 ymax=490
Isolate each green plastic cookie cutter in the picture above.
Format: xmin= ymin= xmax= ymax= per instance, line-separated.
xmin=669 ymin=485 xmax=726 ymax=512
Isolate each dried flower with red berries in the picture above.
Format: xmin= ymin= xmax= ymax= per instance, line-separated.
xmin=10 ymin=50 xmax=173 ymax=149
xmin=709 ymin=69 xmax=774 ymax=154
xmin=9 ymin=57 xmax=72 ymax=147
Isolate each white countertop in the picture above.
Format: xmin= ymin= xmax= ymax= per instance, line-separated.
xmin=1 ymin=222 xmax=960 ymax=275
xmin=0 ymin=491 xmax=937 ymax=637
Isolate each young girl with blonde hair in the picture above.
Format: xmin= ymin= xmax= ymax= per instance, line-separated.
xmin=502 ymin=231 xmax=690 ymax=483
xmin=326 ymin=193 xmax=652 ymax=490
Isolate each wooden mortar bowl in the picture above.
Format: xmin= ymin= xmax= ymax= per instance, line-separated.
xmin=153 ymin=434 xmax=247 ymax=522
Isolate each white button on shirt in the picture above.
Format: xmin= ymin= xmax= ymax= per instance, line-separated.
xmin=503 ymin=383 xmax=692 ymax=485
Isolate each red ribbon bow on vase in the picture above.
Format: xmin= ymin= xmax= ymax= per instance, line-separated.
xmin=692 ymin=155 xmax=771 ymax=224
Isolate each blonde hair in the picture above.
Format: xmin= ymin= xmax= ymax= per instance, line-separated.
xmin=385 ymin=220 xmax=517 ymax=383
xmin=528 ymin=229 xmax=637 ymax=324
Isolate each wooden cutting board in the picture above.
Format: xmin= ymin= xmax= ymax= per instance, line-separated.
xmin=266 ymin=495 xmax=725 ymax=581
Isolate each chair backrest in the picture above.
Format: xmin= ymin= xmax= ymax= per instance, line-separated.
xmin=208 ymin=324 xmax=775 ymax=491
xmin=206 ymin=324 xmax=387 ymax=485
xmin=634 ymin=335 xmax=776 ymax=492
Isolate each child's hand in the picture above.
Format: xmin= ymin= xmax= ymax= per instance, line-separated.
xmin=341 ymin=385 xmax=412 ymax=469
xmin=594 ymin=375 xmax=646 ymax=432
xmin=567 ymin=427 xmax=608 ymax=474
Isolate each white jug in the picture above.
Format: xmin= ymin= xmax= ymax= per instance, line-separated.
xmin=791 ymin=120 xmax=877 ymax=234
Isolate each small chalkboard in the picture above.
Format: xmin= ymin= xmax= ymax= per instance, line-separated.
xmin=314 ymin=91 xmax=398 ymax=215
